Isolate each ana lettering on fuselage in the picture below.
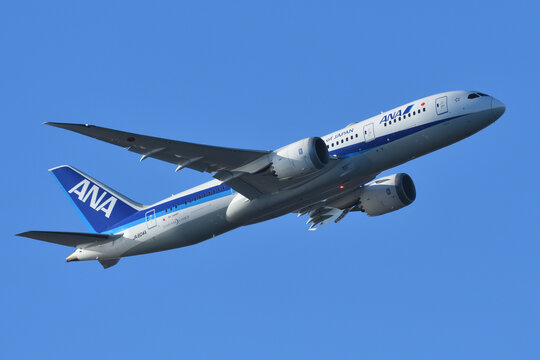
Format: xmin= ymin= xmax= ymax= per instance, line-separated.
xmin=379 ymin=104 xmax=414 ymax=124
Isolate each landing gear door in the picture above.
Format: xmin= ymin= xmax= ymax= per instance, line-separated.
xmin=145 ymin=209 xmax=157 ymax=229
xmin=363 ymin=123 xmax=375 ymax=142
xmin=436 ymin=96 xmax=448 ymax=115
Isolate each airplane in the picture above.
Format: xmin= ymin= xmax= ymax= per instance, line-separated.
xmin=17 ymin=90 xmax=505 ymax=268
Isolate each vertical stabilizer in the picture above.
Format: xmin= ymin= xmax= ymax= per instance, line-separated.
xmin=50 ymin=165 xmax=143 ymax=233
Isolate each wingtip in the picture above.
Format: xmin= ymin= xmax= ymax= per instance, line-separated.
xmin=44 ymin=121 xmax=63 ymax=127
xmin=44 ymin=122 xmax=93 ymax=129
xmin=16 ymin=231 xmax=35 ymax=238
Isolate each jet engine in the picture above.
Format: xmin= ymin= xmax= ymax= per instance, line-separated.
xmin=356 ymin=173 xmax=416 ymax=216
xmin=270 ymin=137 xmax=329 ymax=179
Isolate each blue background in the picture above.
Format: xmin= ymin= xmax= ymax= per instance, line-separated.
xmin=1 ymin=1 xmax=538 ymax=358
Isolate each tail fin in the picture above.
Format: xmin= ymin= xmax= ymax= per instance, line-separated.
xmin=50 ymin=165 xmax=144 ymax=233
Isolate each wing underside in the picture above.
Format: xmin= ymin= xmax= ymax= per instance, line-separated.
xmin=45 ymin=122 xmax=269 ymax=173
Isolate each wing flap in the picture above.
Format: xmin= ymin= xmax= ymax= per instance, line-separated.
xmin=17 ymin=231 xmax=123 ymax=247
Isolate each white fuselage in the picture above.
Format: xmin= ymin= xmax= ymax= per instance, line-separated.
xmin=71 ymin=90 xmax=504 ymax=261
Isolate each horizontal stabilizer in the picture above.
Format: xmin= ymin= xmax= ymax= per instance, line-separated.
xmin=17 ymin=231 xmax=123 ymax=247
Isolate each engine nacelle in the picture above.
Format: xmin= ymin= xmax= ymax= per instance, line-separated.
xmin=357 ymin=173 xmax=416 ymax=216
xmin=270 ymin=137 xmax=329 ymax=179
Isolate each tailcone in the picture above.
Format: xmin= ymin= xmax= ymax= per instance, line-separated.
xmin=66 ymin=251 xmax=79 ymax=262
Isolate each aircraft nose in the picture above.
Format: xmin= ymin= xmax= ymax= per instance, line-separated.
xmin=491 ymin=97 xmax=506 ymax=120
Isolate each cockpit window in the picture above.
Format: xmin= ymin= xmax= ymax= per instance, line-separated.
xmin=469 ymin=92 xmax=489 ymax=99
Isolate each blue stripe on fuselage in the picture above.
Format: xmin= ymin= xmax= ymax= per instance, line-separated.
xmin=102 ymin=183 xmax=235 ymax=234
xmin=329 ymin=114 xmax=465 ymax=158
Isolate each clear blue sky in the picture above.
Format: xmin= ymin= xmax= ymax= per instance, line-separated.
xmin=1 ymin=1 xmax=538 ymax=359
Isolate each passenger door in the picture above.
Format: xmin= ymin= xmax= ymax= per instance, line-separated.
xmin=363 ymin=123 xmax=375 ymax=142
xmin=436 ymin=96 xmax=448 ymax=115
xmin=145 ymin=209 xmax=157 ymax=229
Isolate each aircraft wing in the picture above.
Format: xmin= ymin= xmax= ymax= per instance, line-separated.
xmin=46 ymin=122 xmax=335 ymax=199
xmin=46 ymin=122 xmax=276 ymax=198
xmin=297 ymin=205 xmax=355 ymax=231
xmin=46 ymin=122 xmax=270 ymax=173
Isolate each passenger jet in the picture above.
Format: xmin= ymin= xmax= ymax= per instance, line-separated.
xmin=18 ymin=90 xmax=505 ymax=268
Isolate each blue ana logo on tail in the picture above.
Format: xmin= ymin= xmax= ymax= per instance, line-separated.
xmin=50 ymin=165 xmax=140 ymax=233
xmin=68 ymin=179 xmax=117 ymax=218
